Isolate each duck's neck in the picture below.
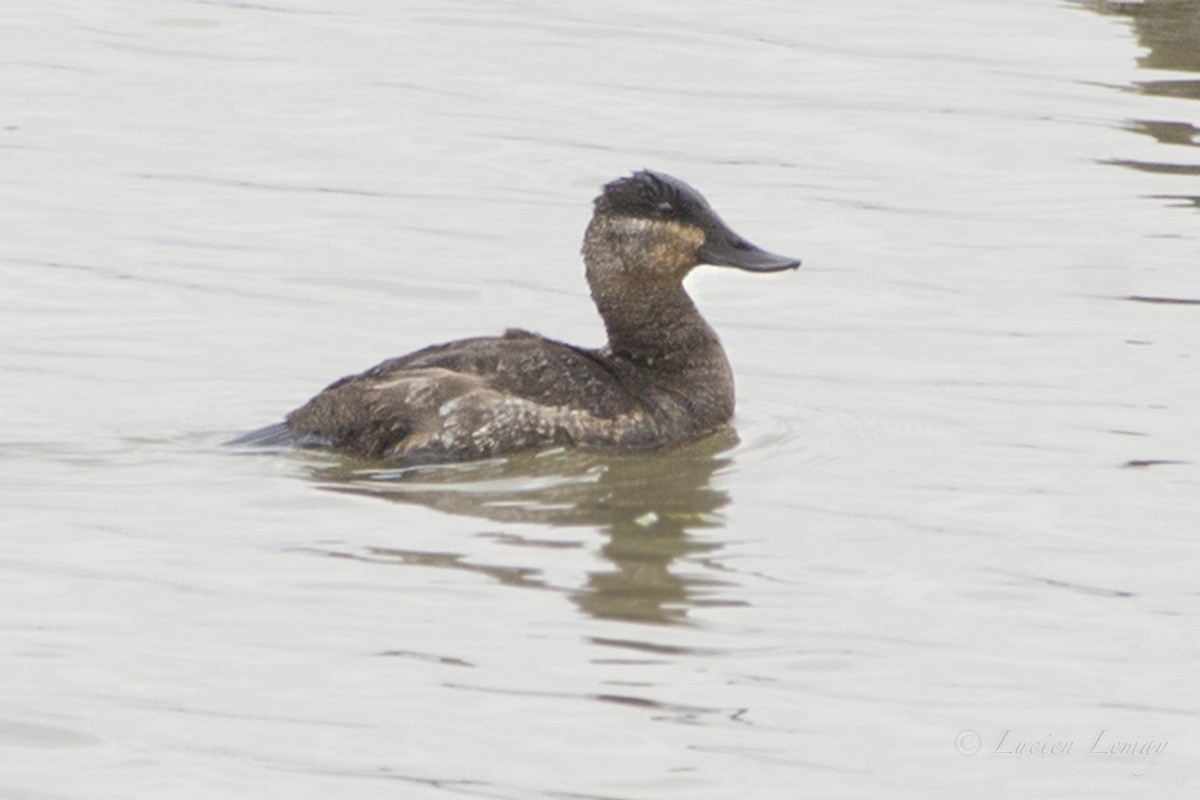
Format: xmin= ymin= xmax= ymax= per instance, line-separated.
xmin=583 ymin=218 xmax=728 ymax=371
xmin=595 ymin=277 xmax=721 ymax=366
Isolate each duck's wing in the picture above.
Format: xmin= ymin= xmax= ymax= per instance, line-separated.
xmin=280 ymin=330 xmax=643 ymax=461
xmin=335 ymin=329 xmax=637 ymax=412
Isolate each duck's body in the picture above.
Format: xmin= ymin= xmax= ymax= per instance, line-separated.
xmin=234 ymin=171 xmax=798 ymax=463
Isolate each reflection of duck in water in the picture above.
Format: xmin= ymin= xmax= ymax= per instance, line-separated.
xmin=312 ymin=432 xmax=738 ymax=626
xmin=233 ymin=171 xmax=799 ymax=463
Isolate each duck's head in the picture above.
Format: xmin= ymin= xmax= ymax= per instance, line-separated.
xmin=585 ymin=170 xmax=800 ymax=284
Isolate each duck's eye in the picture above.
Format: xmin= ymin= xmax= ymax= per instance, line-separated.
xmin=655 ymin=201 xmax=676 ymax=217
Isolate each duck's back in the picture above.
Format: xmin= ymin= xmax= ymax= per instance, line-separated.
xmin=281 ymin=329 xmax=649 ymax=461
xmin=357 ymin=329 xmax=635 ymax=409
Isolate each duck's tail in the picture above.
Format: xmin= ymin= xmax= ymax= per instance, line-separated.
xmin=226 ymin=422 xmax=330 ymax=449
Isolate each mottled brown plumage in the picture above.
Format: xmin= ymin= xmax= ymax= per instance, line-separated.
xmin=233 ymin=171 xmax=798 ymax=463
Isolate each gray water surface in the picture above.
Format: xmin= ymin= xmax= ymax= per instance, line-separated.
xmin=3 ymin=1 xmax=1199 ymax=797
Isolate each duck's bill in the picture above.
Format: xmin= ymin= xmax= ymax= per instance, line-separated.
xmin=698 ymin=230 xmax=800 ymax=272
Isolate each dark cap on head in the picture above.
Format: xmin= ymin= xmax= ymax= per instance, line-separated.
xmin=595 ymin=170 xmax=800 ymax=272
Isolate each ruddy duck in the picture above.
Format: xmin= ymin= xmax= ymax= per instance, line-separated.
xmin=233 ymin=171 xmax=799 ymax=462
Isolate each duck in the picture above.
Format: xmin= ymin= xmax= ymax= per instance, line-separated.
xmin=232 ymin=170 xmax=799 ymax=463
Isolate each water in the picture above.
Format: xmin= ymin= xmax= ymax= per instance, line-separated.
xmin=3 ymin=0 xmax=1199 ymax=797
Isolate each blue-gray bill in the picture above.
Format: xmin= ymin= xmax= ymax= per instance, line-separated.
xmin=697 ymin=227 xmax=800 ymax=272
